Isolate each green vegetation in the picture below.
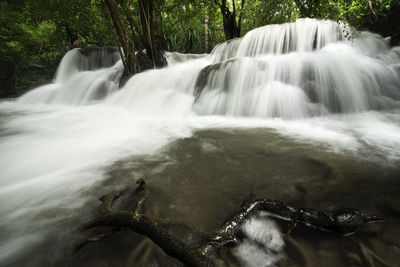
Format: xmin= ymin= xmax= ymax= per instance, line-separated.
xmin=1 ymin=0 xmax=398 ymax=96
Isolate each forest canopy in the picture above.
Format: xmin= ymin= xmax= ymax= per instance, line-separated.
xmin=0 ymin=0 xmax=399 ymax=96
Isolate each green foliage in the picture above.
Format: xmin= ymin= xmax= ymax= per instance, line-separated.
xmin=1 ymin=1 xmax=60 ymax=95
xmin=0 ymin=0 xmax=117 ymax=96
xmin=293 ymin=0 xmax=396 ymax=30
xmin=161 ymin=0 xmax=224 ymax=53
xmin=241 ymin=0 xmax=298 ymax=34
xmin=340 ymin=0 xmax=394 ymax=29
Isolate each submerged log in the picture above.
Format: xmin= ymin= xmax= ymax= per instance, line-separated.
xmin=83 ymin=179 xmax=213 ymax=267
xmin=204 ymin=198 xmax=382 ymax=249
xmin=296 ymin=207 xmax=382 ymax=235
xmin=79 ymin=180 xmax=382 ymax=266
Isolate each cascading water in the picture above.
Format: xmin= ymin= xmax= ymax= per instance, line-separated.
xmin=1 ymin=18 xmax=400 ymax=267
xmin=15 ymin=18 xmax=400 ymax=118
xmin=18 ymin=47 xmax=123 ymax=105
xmin=194 ymin=18 xmax=400 ymax=118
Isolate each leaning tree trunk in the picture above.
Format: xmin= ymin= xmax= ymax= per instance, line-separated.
xmin=105 ymin=0 xmax=139 ymax=75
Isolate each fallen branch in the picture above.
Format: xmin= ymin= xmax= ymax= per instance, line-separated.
xmin=205 ymin=199 xmax=382 ymax=247
xmin=83 ymin=179 xmax=213 ymax=267
xmin=78 ymin=180 xmax=382 ymax=266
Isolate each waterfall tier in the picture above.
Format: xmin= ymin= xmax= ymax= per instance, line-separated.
xmin=194 ymin=19 xmax=400 ymax=118
xmin=19 ymin=47 xmax=123 ymax=106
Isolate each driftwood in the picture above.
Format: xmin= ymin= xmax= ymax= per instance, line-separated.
xmin=79 ymin=179 xmax=382 ymax=266
xmin=205 ymin=199 xmax=382 ymax=249
xmin=82 ymin=179 xmax=212 ymax=267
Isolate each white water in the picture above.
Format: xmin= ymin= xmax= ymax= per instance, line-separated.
xmin=196 ymin=19 xmax=400 ymax=118
xmin=18 ymin=47 xmax=123 ymax=105
xmin=1 ymin=19 xmax=400 ymax=266
xmin=233 ymin=215 xmax=285 ymax=267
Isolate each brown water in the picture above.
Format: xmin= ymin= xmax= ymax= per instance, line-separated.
xmin=58 ymin=128 xmax=400 ymax=267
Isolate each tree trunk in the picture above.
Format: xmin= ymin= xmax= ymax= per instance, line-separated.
xmin=65 ymin=24 xmax=74 ymax=46
xmin=138 ymin=0 xmax=167 ymax=68
xmin=237 ymin=0 xmax=245 ymax=36
xmin=105 ymin=0 xmax=139 ymax=75
xmin=138 ymin=0 xmax=154 ymax=67
xmin=215 ymin=0 xmax=244 ymax=40
xmin=152 ymin=4 xmax=168 ymax=65
xmin=119 ymin=0 xmax=144 ymax=52
xmin=205 ymin=3 xmax=210 ymax=52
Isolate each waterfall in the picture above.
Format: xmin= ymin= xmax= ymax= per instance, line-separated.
xmin=211 ymin=18 xmax=345 ymax=60
xmin=16 ymin=18 xmax=400 ymax=119
xmin=18 ymin=47 xmax=123 ymax=105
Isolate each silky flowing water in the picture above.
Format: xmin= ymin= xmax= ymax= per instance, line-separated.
xmin=0 ymin=19 xmax=400 ymax=266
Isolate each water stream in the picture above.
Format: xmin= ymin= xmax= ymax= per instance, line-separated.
xmin=0 ymin=18 xmax=400 ymax=266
